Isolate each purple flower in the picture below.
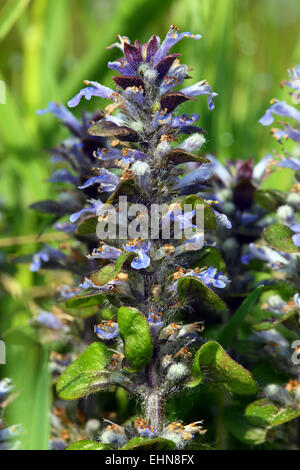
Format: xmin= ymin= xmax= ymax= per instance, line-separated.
xmin=152 ymin=26 xmax=201 ymax=66
xmin=34 ymin=311 xmax=63 ymax=330
xmin=278 ymin=158 xmax=300 ymax=171
xmin=78 ymin=170 xmax=120 ymax=192
xmin=124 ymin=239 xmax=151 ymax=270
xmin=94 ymin=321 xmax=120 ymax=340
xmin=291 ymin=225 xmax=300 ymax=247
xmin=0 ymin=378 xmax=13 ymax=399
xmin=181 ymin=81 xmax=218 ymax=110
xmin=37 ymin=102 xmax=81 ymax=134
xmin=48 ymin=169 xmax=79 ymax=185
xmin=259 ymin=100 xmax=300 ymax=126
xmin=213 ymin=209 xmax=232 ymax=229
xmin=88 ymin=244 xmax=123 ymax=260
xmin=68 ymin=81 xmax=117 ymax=108
xmin=30 ymin=245 xmax=66 ymax=272
xmin=70 ymin=199 xmax=103 ymax=223
xmin=186 ymin=266 xmax=229 ymax=289
xmin=53 ymin=222 xmax=77 ymax=233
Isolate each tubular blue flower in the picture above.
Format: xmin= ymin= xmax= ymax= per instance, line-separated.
xmin=285 ymin=65 xmax=300 ymax=91
xmin=48 ymin=169 xmax=79 ymax=185
xmin=68 ymin=81 xmax=117 ymax=108
xmin=213 ymin=209 xmax=232 ymax=229
xmin=34 ymin=310 xmax=64 ymax=330
xmin=69 ymin=199 xmax=103 ymax=223
xmin=169 ymin=209 xmax=196 ymax=230
xmin=175 ymin=161 xmax=215 ymax=189
xmin=78 ymin=170 xmax=120 ymax=192
xmin=30 ymin=245 xmax=66 ymax=272
xmin=0 ymin=378 xmax=13 ymax=399
xmin=185 ymin=266 xmax=229 ymax=289
xmin=135 ymin=418 xmax=156 ymax=438
xmin=53 ymin=222 xmax=77 ymax=233
xmin=124 ymin=239 xmax=151 ymax=270
xmin=94 ymin=321 xmax=120 ymax=341
xmin=0 ymin=425 xmax=23 ymax=442
xmin=95 ymin=147 xmax=147 ymax=162
xmin=291 ymin=225 xmax=300 ymax=247
xmin=87 ymin=244 xmax=123 ymax=260
xmin=181 ymin=81 xmax=218 ymax=110
xmin=147 ymin=311 xmax=164 ymax=337
xmin=37 ymin=102 xmax=81 ymax=134
xmin=152 ymin=26 xmax=201 ymax=66
xmin=259 ymin=100 xmax=300 ymax=126
xmin=278 ymin=158 xmax=300 ymax=171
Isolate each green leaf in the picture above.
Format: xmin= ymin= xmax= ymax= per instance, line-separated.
xmin=264 ymin=224 xmax=299 ymax=253
xmin=195 ymin=341 xmax=258 ymax=394
xmin=218 ymin=285 xmax=264 ymax=348
xmin=91 ymin=264 xmax=116 ymax=287
xmin=177 ymin=276 xmax=227 ymax=311
xmin=260 ymin=168 xmax=294 ymax=191
xmin=223 ymin=406 xmax=267 ymax=445
xmin=56 ymin=342 xmax=111 ymax=400
xmin=121 ymin=437 xmax=176 ymax=450
xmin=254 ymin=189 xmax=286 ymax=212
xmin=114 ymin=252 xmax=136 ymax=273
xmin=0 ymin=0 xmax=31 ymax=41
xmin=194 ymin=246 xmax=226 ymax=272
xmin=118 ymin=306 xmax=153 ymax=372
xmin=246 ymin=399 xmax=300 ymax=427
xmin=66 ymin=440 xmax=111 ymax=450
xmin=166 ymin=149 xmax=210 ymax=166
xmin=182 ymin=195 xmax=216 ymax=230
xmin=76 ymin=216 xmax=98 ymax=235
xmin=106 ymin=180 xmax=137 ymax=205
xmin=252 ymin=309 xmax=296 ymax=331
xmin=186 ymin=348 xmax=203 ymax=388
xmin=65 ymin=291 xmax=107 ymax=309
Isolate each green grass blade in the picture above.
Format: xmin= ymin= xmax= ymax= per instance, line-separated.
xmin=218 ymin=285 xmax=264 ymax=349
xmin=0 ymin=0 xmax=31 ymax=41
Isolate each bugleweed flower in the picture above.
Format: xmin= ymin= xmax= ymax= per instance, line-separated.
xmin=32 ymin=25 xmax=259 ymax=451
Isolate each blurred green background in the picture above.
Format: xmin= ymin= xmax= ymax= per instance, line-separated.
xmin=0 ymin=0 xmax=299 ymax=449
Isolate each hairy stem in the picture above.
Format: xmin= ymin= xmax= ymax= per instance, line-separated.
xmin=145 ymin=352 xmax=164 ymax=432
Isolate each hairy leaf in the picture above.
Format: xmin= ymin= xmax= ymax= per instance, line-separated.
xmin=118 ymin=306 xmax=153 ymax=371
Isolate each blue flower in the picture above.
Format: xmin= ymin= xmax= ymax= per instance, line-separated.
xmin=0 ymin=378 xmax=13 ymax=399
xmin=213 ymin=209 xmax=232 ymax=229
xmin=94 ymin=321 xmax=119 ymax=340
xmin=278 ymin=158 xmax=300 ymax=171
xmin=134 ymin=419 xmax=156 ymax=438
xmin=88 ymin=244 xmax=123 ymax=260
xmin=291 ymin=225 xmax=300 ymax=247
xmin=124 ymin=239 xmax=151 ymax=270
xmin=70 ymin=199 xmax=103 ymax=223
xmin=170 ymin=209 xmax=196 ymax=229
xmin=78 ymin=170 xmax=120 ymax=192
xmin=48 ymin=169 xmax=79 ymax=185
xmin=147 ymin=311 xmax=164 ymax=337
xmin=181 ymin=80 xmax=218 ymax=111
xmin=37 ymin=102 xmax=81 ymax=134
xmin=30 ymin=245 xmax=66 ymax=272
xmin=34 ymin=310 xmax=64 ymax=330
xmin=186 ymin=266 xmax=229 ymax=289
xmin=68 ymin=81 xmax=117 ymax=108
xmin=259 ymin=100 xmax=300 ymax=126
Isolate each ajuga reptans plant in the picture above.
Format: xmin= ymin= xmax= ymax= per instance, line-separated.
xmin=31 ymin=26 xmax=259 ymax=451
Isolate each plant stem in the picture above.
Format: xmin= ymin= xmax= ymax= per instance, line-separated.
xmin=145 ymin=353 xmax=164 ymax=433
